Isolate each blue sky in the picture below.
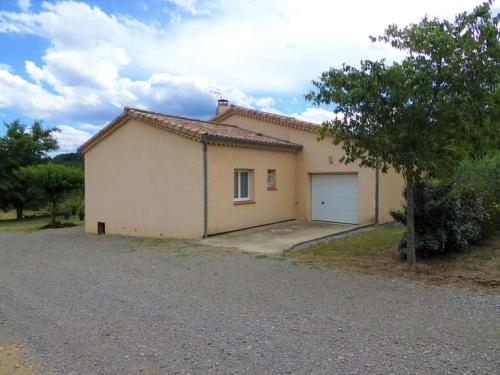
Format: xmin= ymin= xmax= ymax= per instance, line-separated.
xmin=0 ymin=0 xmax=485 ymax=152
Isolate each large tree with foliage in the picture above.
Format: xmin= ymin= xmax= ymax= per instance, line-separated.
xmin=16 ymin=163 xmax=83 ymax=225
xmin=306 ymin=2 xmax=499 ymax=268
xmin=0 ymin=120 xmax=59 ymax=218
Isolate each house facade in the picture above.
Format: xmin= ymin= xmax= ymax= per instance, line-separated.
xmin=80 ymin=100 xmax=404 ymax=239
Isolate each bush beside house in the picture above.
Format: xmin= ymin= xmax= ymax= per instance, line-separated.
xmin=392 ymin=153 xmax=499 ymax=258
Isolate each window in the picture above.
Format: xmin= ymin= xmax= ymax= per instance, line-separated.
xmin=234 ymin=170 xmax=252 ymax=201
xmin=267 ymin=169 xmax=276 ymax=190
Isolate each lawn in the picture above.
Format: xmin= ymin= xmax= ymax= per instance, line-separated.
xmin=0 ymin=213 xmax=84 ymax=232
xmin=0 ymin=210 xmax=47 ymax=220
xmin=289 ymin=224 xmax=499 ymax=289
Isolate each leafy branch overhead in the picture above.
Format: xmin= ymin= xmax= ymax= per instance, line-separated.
xmin=306 ymin=1 xmax=499 ymax=181
xmin=306 ymin=1 xmax=499 ymax=268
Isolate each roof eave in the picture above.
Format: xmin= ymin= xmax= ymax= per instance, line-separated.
xmin=205 ymin=134 xmax=302 ymax=152
xmin=78 ymin=107 xmax=304 ymax=155
xmin=78 ymin=111 xmax=129 ymax=154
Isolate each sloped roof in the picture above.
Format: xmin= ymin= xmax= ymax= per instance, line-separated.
xmin=79 ymin=107 xmax=303 ymax=154
xmin=211 ymin=105 xmax=321 ymax=133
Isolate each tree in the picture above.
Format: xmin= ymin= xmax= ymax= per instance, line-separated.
xmin=15 ymin=163 xmax=83 ymax=225
xmin=51 ymin=152 xmax=84 ymax=168
xmin=306 ymin=2 xmax=499 ymax=268
xmin=0 ymin=120 xmax=59 ymax=218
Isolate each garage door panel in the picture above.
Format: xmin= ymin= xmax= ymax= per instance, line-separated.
xmin=313 ymin=193 xmax=350 ymax=202
xmin=311 ymin=174 xmax=358 ymax=224
xmin=311 ymin=207 xmax=358 ymax=223
xmin=311 ymin=195 xmax=357 ymax=206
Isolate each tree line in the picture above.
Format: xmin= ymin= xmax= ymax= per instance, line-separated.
xmin=0 ymin=120 xmax=84 ymax=224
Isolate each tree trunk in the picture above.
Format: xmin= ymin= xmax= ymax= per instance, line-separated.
xmin=16 ymin=206 xmax=23 ymax=220
xmin=406 ymin=183 xmax=416 ymax=269
xmin=51 ymin=200 xmax=57 ymax=225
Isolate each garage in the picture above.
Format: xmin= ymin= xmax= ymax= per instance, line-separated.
xmin=311 ymin=174 xmax=359 ymax=224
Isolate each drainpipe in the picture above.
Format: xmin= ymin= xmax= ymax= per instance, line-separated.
xmin=202 ymin=134 xmax=208 ymax=239
xmin=375 ymin=165 xmax=380 ymax=225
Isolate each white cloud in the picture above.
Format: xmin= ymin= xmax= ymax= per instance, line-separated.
xmin=142 ymin=0 xmax=479 ymax=92
xmin=0 ymin=0 xmax=483 ymax=152
xmin=27 ymin=46 xmax=129 ymax=90
xmin=164 ymin=0 xmax=214 ymax=15
xmin=0 ymin=64 xmax=271 ymax=124
xmin=291 ymin=108 xmax=337 ymax=124
xmin=0 ymin=68 xmax=69 ymax=118
xmin=53 ymin=125 xmax=92 ymax=153
xmin=79 ymin=123 xmax=104 ymax=131
xmin=0 ymin=0 xmax=481 ymax=92
xmin=0 ymin=1 xmax=281 ymax=125
xmin=17 ymin=0 xmax=31 ymax=12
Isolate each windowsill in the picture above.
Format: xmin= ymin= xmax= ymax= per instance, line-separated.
xmin=267 ymin=187 xmax=277 ymax=191
xmin=233 ymin=200 xmax=256 ymax=205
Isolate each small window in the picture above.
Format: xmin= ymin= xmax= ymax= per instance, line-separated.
xmin=267 ymin=169 xmax=276 ymax=190
xmin=234 ymin=170 xmax=252 ymax=201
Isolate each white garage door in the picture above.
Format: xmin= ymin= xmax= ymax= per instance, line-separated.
xmin=311 ymin=174 xmax=359 ymax=224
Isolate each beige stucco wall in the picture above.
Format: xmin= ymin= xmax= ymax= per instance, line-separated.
xmin=84 ymin=119 xmax=204 ymax=239
xmin=294 ymin=130 xmax=376 ymax=225
xmin=217 ymin=115 xmax=405 ymax=225
xmin=207 ymin=145 xmax=297 ymax=234
xmin=379 ymin=168 xmax=405 ymax=223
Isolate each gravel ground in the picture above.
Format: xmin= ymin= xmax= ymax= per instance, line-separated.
xmin=0 ymin=228 xmax=498 ymax=375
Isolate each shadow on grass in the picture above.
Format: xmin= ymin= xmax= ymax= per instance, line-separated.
xmin=288 ymin=224 xmax=499 ymax=290
xmin=0 ymin=215 xmax=83 ymax=233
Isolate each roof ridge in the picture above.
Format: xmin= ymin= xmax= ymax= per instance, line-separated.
xmin=126 ymin=107 xmax=302 ymax=144
xmin=229 ymin=105 xmax=319 ymax=126
xmin=126 ymin=107 xmax=239 ymax=128
xmin=210 ymin=105 xmax=321 ymax=134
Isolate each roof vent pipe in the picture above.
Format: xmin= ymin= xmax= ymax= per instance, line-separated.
xmin=216 ymin=99 xmax=229 ymax=115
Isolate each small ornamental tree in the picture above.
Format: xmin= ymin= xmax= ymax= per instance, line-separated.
xmin=0 ymin=120 xmax=59 ymax=218
xmin=306 ymin=2 xmax=499 ymax=268
xmin=16 ymin=163 xmax=84 ymax=225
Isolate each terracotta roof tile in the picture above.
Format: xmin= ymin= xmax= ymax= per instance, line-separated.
xmin=79 ymin=107 xmax=303 ymax=154
xmin=211 ymin=105 xmax=321 ymax=133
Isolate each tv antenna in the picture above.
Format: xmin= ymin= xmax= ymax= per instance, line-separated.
xmin=210 ymin=89 xmax=222 ymax=99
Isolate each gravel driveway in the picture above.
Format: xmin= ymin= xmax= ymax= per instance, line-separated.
xmin=0 ymin=228 xmax=498 ymax=374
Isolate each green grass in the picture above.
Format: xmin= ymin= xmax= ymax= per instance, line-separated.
xmin=302 ymin=225 xmax=404 ymax=259
xmin=0 ymin=214 xmax=84 ymax=232
xmin=0 ymin=209 xmax=47 ymax=220
xmin=290 ymin=224 xmax=499 ymax=289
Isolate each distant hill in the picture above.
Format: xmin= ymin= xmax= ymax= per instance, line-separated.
xmin=51 ymin=152 xmax=84 ymax=167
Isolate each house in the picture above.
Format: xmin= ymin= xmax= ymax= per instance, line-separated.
xmin=79 ymin=100 xmax=404 ymax=239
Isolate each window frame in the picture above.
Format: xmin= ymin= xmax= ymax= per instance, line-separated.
xmin=234 ymin=169 xmax=252 ymax=202
xmin=267 ymin=169 xmax=277 ymax=190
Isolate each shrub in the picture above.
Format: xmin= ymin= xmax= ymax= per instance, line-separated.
xmin=392 ymin=180 xmax=490 ymax=258
xmin=452 ymin=152 xmax=500 ymax=237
